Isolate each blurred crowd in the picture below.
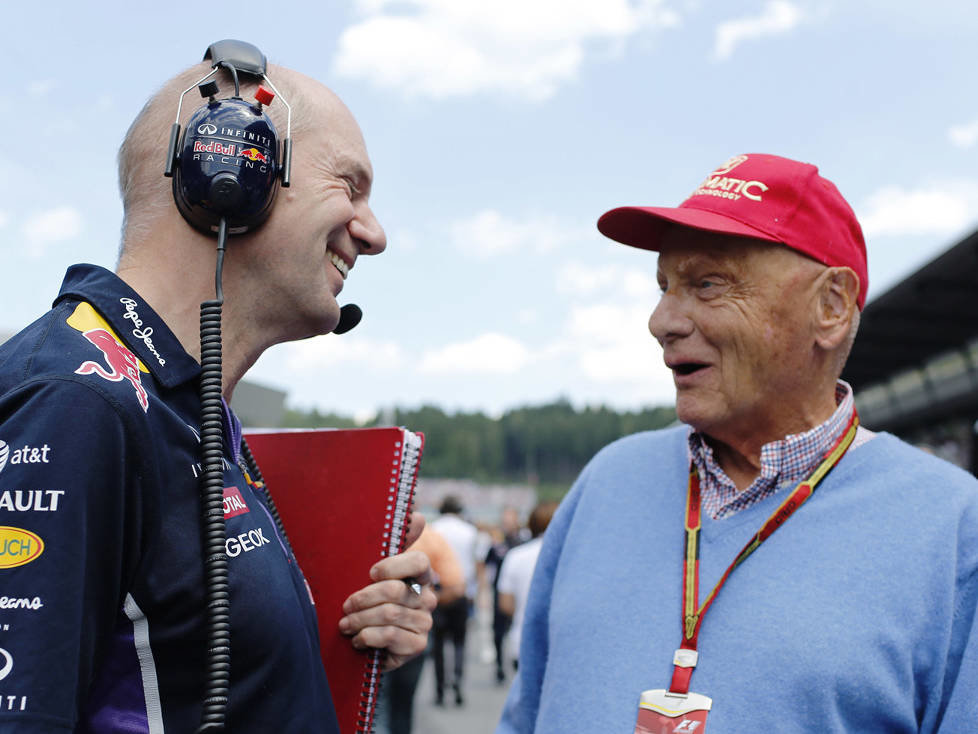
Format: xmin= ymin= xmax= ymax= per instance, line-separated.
xmin=375 ymin=496 xmax=558 ymax=734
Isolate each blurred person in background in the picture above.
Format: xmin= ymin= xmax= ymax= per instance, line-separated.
xmin=496 ymin=501 xmax=558 ymax=672
xmin=430 ymin=495 xmax=481 ymax=706
xmin=484 ymin=506 xmax=528 ymax=683
xmin=378 ymin=525 xmax=465 ymax=734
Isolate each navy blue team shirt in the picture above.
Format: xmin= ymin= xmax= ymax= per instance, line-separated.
xmin=0 ymin=264 xmax=340 ymax=732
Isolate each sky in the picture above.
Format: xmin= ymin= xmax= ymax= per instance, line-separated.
xmin=3 ymin=1 xmax=978 ymax=422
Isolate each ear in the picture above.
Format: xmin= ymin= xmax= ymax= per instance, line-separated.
xmin=813 ymin=266 xmax=860 ymax=350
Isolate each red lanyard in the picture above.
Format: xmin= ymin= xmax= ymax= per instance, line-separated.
xmin=669 ymin=410 xmax=860 ymax=695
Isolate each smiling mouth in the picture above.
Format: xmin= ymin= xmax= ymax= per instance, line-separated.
xmin=328 ymin=250 xmax=350 ymax=279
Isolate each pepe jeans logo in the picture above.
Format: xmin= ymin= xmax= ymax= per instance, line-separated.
xmin=120 ymin=298 xmax=165 ymax=367
xmin=198 ymin=123 xmax=218 ymax=135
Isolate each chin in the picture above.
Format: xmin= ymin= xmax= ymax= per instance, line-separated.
xmin=675 ymin=398 xmax=717 ymax=434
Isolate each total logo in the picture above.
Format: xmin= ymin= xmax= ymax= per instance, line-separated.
xmin=0 ymin=441 xmax=52 ymax=474
xmin=223 ymin=486 xmax=250 ymax=519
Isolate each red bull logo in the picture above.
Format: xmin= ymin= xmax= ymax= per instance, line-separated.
xmin=75 ymin=329 xmax=149 ymax=412
xmin=193 ymin=140 xmax=237 ymax=156
xmin=239 ymin=147 xmax=269 ymax=164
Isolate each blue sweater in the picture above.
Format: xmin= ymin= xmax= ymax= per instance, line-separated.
xmin=497 ymin=426 xmax=978 ymax=733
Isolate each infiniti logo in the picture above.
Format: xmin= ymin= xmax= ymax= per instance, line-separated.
xmin=0 ymin=648 xmax=12 ymax=681
xmin=197 ymin=123 xmax=218 ymax=135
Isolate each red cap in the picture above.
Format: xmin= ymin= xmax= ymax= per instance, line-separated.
xmin=597 ymin=153 xmax=868 ymax=309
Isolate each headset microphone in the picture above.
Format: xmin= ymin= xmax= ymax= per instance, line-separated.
xmin=334 ymin=303 xmax=363 ymax=334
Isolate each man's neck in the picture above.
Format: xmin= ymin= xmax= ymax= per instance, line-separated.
xmin=115 ymin=244 xmax=265 ymax=400
xmin=706 ymin=389 xmax=840 ymax=492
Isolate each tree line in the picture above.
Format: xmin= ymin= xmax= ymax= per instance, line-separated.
xmin=281 ymin=399 xmax=677 ymax=491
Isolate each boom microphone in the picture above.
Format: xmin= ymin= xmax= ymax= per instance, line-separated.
xmin=334 ymin=303 xmax=362 ymax=335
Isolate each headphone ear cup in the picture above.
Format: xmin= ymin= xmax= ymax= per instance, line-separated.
xmin=173 ymin=97 xmax=280 ymax=235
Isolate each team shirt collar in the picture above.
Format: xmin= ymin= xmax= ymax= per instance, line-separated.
xmin=687 ymin=381 xmax=855 ymax=520
xmin=54 ymin=263 xmax=201 ymax=388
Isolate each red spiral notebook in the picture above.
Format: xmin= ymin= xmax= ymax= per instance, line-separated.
xmin=243 ymin=426 xmax=425 ymax=734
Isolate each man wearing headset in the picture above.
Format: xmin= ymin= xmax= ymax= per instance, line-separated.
xmin=0 ymin=47 xmax=435 ymax=731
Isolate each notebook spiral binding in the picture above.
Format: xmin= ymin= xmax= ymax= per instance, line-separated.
xmin=356 ymin=429 xmax=425 ymax=733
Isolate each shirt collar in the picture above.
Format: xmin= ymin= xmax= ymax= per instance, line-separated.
xmin=54 ymin=264 xmax=201 ymax=388
xmin=687 ymin=381 xmax=855 ymax=518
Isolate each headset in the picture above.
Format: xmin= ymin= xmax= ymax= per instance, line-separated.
xmin=162 ymin=40 xmax=356 ymax=732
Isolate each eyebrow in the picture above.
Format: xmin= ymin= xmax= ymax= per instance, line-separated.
xmin=334 ymin=155 xmax=373 ymax=193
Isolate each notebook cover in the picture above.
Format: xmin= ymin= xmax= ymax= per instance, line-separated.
xmin=243 ymin=427 xmax=424 ymax=733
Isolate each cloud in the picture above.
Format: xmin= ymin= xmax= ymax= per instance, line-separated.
xmin=948 ymin=119 xmax=978 ymax=148
xmin=858 ymin=181 xmax=978 ymax=238
xmin=714 ymin=1 xmax=803 ymax=61
xmin=283 ymin=336 xmax=405 ymax=371
xmin=556 ymin=262 xmax=658 ymax=299
xmin=419 ymin=332 xmax=530 ymax=374
xmin=27 ymin=79 xmax=56 ymax=98
xmin=564 ymin=302 xmax=663 ymax=380
xmin=0 ymin=211 xmax=8 ymax=229
xmin=450 ymin=209 xmax=589 ymax=258
xmin=21 ymin=206 xmax=84 ymax=256
xmin=334 ymin=0 xmax=680 ymax=100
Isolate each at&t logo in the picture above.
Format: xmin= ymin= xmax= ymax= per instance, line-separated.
xmin=0 ymin=441 xmax=7 ymax=473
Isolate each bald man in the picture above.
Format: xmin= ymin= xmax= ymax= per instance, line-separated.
xmin=0 ymin=44 xmax=434 ymax=731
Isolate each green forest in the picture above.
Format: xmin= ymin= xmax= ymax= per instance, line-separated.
xmin=281 ymin=399 xmax=677 ymax=498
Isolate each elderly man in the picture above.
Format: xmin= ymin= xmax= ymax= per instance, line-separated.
xmin=0 ymin=42 xmax=434 ymax=731
xmin=497 ymin=154 xmax=978 ymax=732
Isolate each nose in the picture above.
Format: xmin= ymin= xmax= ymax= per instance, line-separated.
xmin=349 ymin=201 xmax=387 ymax=255
xmin=648 ymin=291 xmax=692 ymax=345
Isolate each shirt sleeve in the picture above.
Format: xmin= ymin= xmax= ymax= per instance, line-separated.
xmin=0 ymin=377 xmax=149 ymax=730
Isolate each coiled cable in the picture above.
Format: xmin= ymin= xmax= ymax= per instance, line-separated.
xmin=197 ymin=217 xmax=230 ymax=732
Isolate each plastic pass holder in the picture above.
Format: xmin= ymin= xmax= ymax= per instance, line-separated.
xmin=634 ymin=689 xmax=712 ymax=734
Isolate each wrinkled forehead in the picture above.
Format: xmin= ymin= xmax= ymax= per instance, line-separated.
xmin=301 ymin=88 xmax=374 ymax=183
xmin=655 ymin=225 xmax=819 ymax=277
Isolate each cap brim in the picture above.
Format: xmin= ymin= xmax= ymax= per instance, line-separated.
xmin=597 ymin=205 xmax=782 ymax=251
